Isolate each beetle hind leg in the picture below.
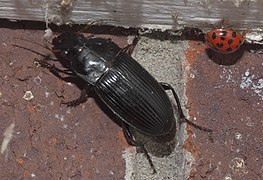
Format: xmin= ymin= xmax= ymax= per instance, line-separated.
xmin=159 ymin=82 xmax=212 ymax=132
xmin=122 ymin=122 xmax=157 ymax=174
xmin=61 ymin=87 xmax=89 ymax=107
xmin=179 ymin=117 xmax=212 ymax=132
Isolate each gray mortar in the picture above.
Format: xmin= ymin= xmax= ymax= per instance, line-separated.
xmin=122 ymin=37 xmax=193 ymax=180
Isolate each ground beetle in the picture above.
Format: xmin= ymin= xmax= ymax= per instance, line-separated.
xmin=34 ymin=32 xmax=211 ymax=173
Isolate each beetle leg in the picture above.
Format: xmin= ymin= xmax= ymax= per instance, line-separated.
xmin=34 ymin=58 xmax=73 ymax=75
xmin=122 ymin=122 xmax=157 ymax=174
xmin=61 ymin=85 xmax=91 ymax=107
xmin=118 ymin=36 xmax=140 ymax=56
xmin=113 ymin=44 xmax=133 ymax=59
xmin=35 ymin=58 xmax=91 ymax=107
xmin=159 ymin=82 xmax=212 ymax=132
xmin=114 ymin=36 xmax=140 ymax=60
xmin=127 ymin=35 xmax=140 ymax=55
xmin=34 ymin=58 xmax=78 ymax=80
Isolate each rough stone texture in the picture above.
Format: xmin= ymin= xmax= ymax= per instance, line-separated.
xmin=0 ymin=28 xmax=127 ymax=180
xmin=185 ymin=41 xmax=263 ymax=180
xmin=0 ymin=22 xmax=262 ymax=180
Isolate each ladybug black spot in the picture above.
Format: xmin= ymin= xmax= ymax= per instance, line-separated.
xmin=216 ymin=43 xmax=224 ymax=48
xmin=220 ymin=37 xmax=226 ymax=41
xmin=228 ymin=39 xmax=233 ymax=45
xmin=232 ymin=32 xmax=237 ymax=38
xmin=239 ymin=40 xmax=242 ymax=44
xmin=221 ymin=31 xmax=228 ymax=36
xmin=212 ymin=32 xmax=217 ymax=39
xmin=226 ymin=48 xmax=233 ymax=52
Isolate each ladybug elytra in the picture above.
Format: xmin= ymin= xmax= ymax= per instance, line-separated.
xmin=205 ymin=29 xmax=244 ymax=54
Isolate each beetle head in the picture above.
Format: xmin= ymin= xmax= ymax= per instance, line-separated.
xmin=52 ymin=32 xmax=86 ymax=52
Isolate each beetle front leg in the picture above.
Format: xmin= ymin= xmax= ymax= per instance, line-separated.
xmin=61 ymin=85 xmax=91 ymax=107
xmin=34 ymin=58 xmax=77 ymax=80
xmin=122 ymin=122 xmax=157 ymax=174
xmin=159 ymin=82 xmax=212 ymax=132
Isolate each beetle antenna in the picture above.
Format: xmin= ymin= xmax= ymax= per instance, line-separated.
xmin=13 ymin=37 xmax=54 ymax=53
xmin=12 ymin=44 xmax=50 ymax=58
xmin=78 ymin=20 xmax=104 ymax=33
xmin=12 ymin=37 xmax=59 ymax=61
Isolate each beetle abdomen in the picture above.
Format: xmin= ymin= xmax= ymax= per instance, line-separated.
xmin=95 ymin=53 xmax=175 ymax=136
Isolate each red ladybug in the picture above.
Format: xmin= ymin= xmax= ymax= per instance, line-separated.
xmin=205 ymin=29 xmax=244 ymax=54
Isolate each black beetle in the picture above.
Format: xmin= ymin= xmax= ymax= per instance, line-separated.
xmin=34 ymin=32 xmax=211 ymax=173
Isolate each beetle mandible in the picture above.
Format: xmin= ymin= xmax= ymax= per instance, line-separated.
xmin=34 ymin=32 xmax=211 ymax=173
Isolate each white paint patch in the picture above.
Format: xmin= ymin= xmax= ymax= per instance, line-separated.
xmin=54 ymin=114 xmax=65 ymax=121
xmin=66 ymin=108 xmax=71 ymax=114
xmin=221 ymin=67 xmax=236 ymax=84
xmin=224 ymin=174 xmax=233 ymax=180
xmin=229 ymin=157 xmax=248 ymax=174
xmin=66 ymin=82 xmax=74 ymax=86
xmin=234 ymin=132 xmax=242 ymax=140
xmin=127 ymin=35 xmax=136 ymax=45
xmin=45 ymin=91 xmax=50 ymax=98
xmin=1 ymin=123 xmax=15 ymax=154
xmin=23 ymin=91 xmax=34 ymax=101
xmin=60 ymin=0 xmax=74 ymax=7
xmin=246 ymin=31 xmax=263 ymax=44
xmin=240 ymin=69 xmax=263 ymax=100
xmin=43 ymin=28 xmax=53 ymax=40
xmin=9 ymin=59 xmax=16 ymax=66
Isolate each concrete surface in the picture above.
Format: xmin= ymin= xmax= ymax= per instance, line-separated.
xmin=0 ymin=21 xmax=262 ymax=180
xmin=125 ymin=37 xmax=194 ymax=179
